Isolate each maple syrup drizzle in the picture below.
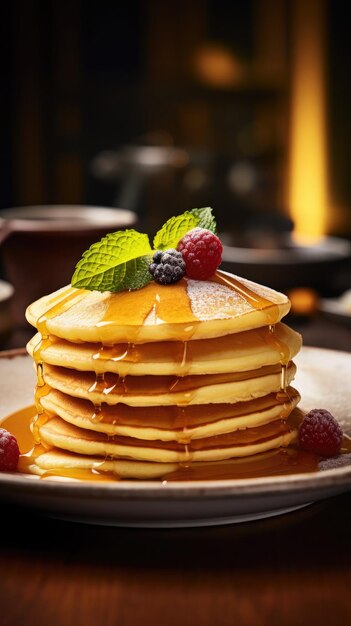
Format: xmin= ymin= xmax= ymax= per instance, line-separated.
xmin=92 ymin=343 xmax=131 ymax=364
xmin=29 ymin=272 xmax=287 ymax=426
xmin=280 ymin=364 xmax=288 ymax=393
xmin=87 ymin=415 xmax=298 ymax=452
xmin=213 ymin=272 xmax=281 ymax=325
xmin=32 ymin=317 xmax=298 ymax=474
xmin=88 ymin=371 xmax=121 ymax=423
xmin=47 ymin=362 xmax=294 ymax=401
xmin=32 ymin=289 xmax=87 ymax=439
xmin=37 ymin=390 xmax=299 ymax=451
xmin=87 ymin=285 xmax=197 ymax=419
xmin=95 ymin=279 xmax=199 ymax=342
xmin=91 ymin=403 xmax=103 ymax=423
xmin=40 ymin=323 xmax=298 ymax=377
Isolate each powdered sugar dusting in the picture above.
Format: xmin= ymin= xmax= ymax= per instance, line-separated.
xmin=232 ymin=274 xmax=287 ymax=304
xmin=319 ymin=454 xmax=351 ymax=471
xmin=187 ymin=280 xmax=252 ymax=321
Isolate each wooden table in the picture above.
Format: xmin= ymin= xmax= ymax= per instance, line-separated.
xmin=1 ymin=493 xmax=351 ymax=626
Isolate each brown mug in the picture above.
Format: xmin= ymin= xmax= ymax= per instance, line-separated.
xmin=0 ymin=205 xmax=137 ymax=327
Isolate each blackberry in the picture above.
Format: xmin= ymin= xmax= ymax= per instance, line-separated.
xmin=149 ymin=249 xmax=186 ymax=285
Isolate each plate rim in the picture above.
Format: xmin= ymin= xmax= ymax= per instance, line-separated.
xmin=0 ymin=461 xmax=351 ymax=501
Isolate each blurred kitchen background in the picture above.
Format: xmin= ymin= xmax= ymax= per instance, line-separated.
xmin=0 ymin=0 xmax=351 ymax=349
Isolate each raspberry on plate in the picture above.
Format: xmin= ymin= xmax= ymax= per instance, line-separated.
xmin=298 ymin=408 xmax=343 ymax=457
xmin=177 ymin=227 xmax=223 ymax=280
xmin=149 ymin=249 xmax=186 ymax=285
xmin=0 ymin=428 xmax=20 ymax=471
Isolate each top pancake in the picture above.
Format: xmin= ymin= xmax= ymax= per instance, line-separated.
xmin=26 ymin=270 xmax=290 ymax=343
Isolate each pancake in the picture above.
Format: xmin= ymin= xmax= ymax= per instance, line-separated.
xmin=40 ymin=387 xmax=300 ymax=441
xmin=27 ymin=322 xmax=302 ymax=376
xmin=23 ymin=268 xmax=303 ymax=481
xmin=25 ymin=271 xmax=290 ymax=343
xmin=26 ymin=448 xmax=298 ymax=480
xmin=42 ymin=362 xmax=297 ymax=406
xmin=37 ymin=413 xmax=299 ymax=463
xmin=24 ymin=449 xmax=180 ymax=480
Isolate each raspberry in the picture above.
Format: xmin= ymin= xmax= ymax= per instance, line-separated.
xmin=298 ymin=409 xmax=343 ymax=457
xmin=149 ymin=249 xmax=186 ymax=285
xmin=177 ymin=228 xmax=223 ymax=280
xmin=0 ymin=428 xmax=20 ymax=471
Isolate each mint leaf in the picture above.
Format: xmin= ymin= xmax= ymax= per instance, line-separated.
xmin=118 ymin=255 xmax=154 ymax=291
xmin=153 ymin=211 xmax=199 ymax=251
xmin=71 ymin=230 xmax=152 ymax=292
xmin=153 ymin=207 xmax=217 ymax=251
xmin=190 ymin=207 xmax=217 ymax=233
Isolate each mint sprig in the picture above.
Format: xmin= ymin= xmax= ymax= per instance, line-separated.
xmin=71 ymin=230 xmax=152 ymax=292
xmin=71 ymin=207 xmax=217 ymax=292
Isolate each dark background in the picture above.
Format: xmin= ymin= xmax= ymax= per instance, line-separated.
xmin=1 ymin=0 xmax=351 ymax=237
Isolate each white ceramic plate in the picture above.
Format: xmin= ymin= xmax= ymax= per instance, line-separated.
xmin=0 ymin=348 xmax=351 ymax=527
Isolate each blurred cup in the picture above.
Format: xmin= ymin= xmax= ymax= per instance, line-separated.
xmin=0 ymin=205 xmax=137 ymax=327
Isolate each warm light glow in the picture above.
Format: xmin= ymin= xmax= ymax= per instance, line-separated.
xmin=288 ymin=0 xmax=328 ymax=241
xmin=288 ymin=287 xmax=319 ymax=316
xmin=193 ymin=43 xmax=244 ymax=88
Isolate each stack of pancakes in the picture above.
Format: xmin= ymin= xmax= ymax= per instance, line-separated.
xmin=25 ymin=271 xmax=302 ymax=479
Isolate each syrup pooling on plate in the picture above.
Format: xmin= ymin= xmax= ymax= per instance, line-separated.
xmin=163 ymin=448 xmax=320 ymax=481
xmin=1 ymin=406 xmax=49 ymax=473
